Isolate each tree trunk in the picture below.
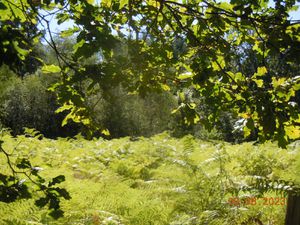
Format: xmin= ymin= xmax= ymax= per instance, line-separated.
xmin=285 ymin=194 xmax=300 ymax=225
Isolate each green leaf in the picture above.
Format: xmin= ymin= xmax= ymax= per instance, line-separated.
xmin=49 ymin=175 xmax=65 ymax=186
xmin=253 ymin=78 xmax=263 ymax=87
xmin=253 ymin=40 xmax=264 ymax=55
xmin=120 ymin=0 xmax=128 ymax=8
xmin=49 ymin=209 xmax=64 ymax=219
xmin=211 ymin=56 xmax=225 ymax=71
xmin=219 ymin=2 xmax=233 ymax=11
xmin=254 ymin=66 xmax=267 ymax=77
xmin=178 ymin=72 xmax=193 ymax=80
xmin=293 ymin=83 xmax=300 ymax=91
xmin=55 ymin=188 xmax=71 ymax=200
xmin=161 ymin=84 xmax=170 ymax=91
xmin=60 ymin=27 xmax=80 ymax=38
xmin=101 ymin=0 xmax=111 ymax=7
xmin=188 ymin=103 xmax=196 ymax=109
xmin=243 ymin=118 xmax=254 ymax=138
xmin=171 ymin=109 xmax=177 ymax=114
xmin=235 ymin=72 xmax=245 ymax=82
xmin=101 ymin=129 xmax=110 ymax=136
xmin=179 ymin=92 xmax=185 ymax=101
xmin=86 ymin=0 xmax=94 ymax=5
xmin=0 ymin=2 xmax=7 ymax=10
xmin=56 ymin=12 xmax=69 ymax=25
xmin=0 ymin=173 xmax=8 ymax=184
xmin=42 ymin=65 xmax=61 ymax=74
xmin=55 ymin=103 xmax=73 ymax=113
xmin=272 ymin=77 xmax=286 ymax=88
xmin=16 ymin=158 xmax=31 ymax=169
xmin=49 ymin=196 xmax=60 ymax=210
xmin=285 ymin=126 xmax=300 ymax=139
xmin=12 ymin=41 xmax=28 ymax=60
xmin=35 ymin=197 xmax=49 ymax=208
xmin=243 ymin=126 xmax=251 ymax=138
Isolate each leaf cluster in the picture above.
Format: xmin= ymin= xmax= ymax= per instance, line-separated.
xmin=0 ymin=133 xmax=71 ymax=219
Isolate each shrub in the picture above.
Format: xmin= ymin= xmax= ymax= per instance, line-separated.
xmin=0 ymin=70 xmax=79 ymax=137
xmin=88 ymin=86 xmax=178 ymax=138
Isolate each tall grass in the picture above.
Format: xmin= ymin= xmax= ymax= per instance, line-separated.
xmin=0 ymin=131 xmax=298 ymax=224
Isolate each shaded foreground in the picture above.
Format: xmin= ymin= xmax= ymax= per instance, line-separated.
xmin=0 ymin=132 xmax=299 ymax=224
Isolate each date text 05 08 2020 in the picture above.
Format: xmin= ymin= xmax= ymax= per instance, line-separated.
xmin=228 ymin=197 xmax=287 ymax=206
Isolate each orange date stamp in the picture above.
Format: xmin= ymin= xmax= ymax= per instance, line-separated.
xmin=228 ymin=196 xmax=287 ymax=206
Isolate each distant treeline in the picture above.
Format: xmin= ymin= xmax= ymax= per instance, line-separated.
xmin=0 ymin=38 xmax=248 ymax=141
xmin=0 ymin=63 xmax=244 ymax=141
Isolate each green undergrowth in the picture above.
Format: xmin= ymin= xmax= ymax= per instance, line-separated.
xmin=0 ymin=131 xmax=299 ymax=225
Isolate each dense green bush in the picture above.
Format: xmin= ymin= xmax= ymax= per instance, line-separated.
xmin=0 ymin=67 xmax=180 ymax=138
xmin=0 ymin=66 xmax=180 ymax=138
xmin=0 ymin=68 xmax=79 ymax=137
xmin=98 ymin=86 xmax=178 ymax=137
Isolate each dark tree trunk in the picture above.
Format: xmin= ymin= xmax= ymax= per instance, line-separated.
xmin=285 ymin=194 xmax=300 ymax=225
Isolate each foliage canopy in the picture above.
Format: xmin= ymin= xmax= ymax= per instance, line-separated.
xmin=1 ymin=0 xmax=300 ymax=145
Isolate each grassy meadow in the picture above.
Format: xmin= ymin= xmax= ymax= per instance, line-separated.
xmin=0 ymin=131 xmax=299 ymax=225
